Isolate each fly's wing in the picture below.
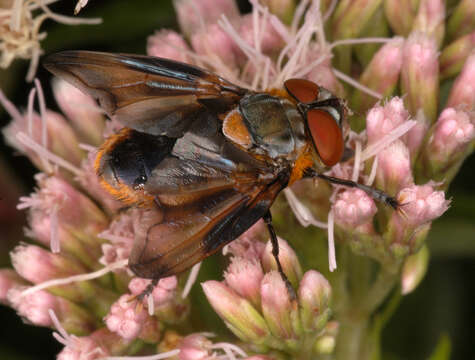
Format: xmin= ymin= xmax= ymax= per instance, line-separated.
xmin=43 ymin=51 xmax=247 ymax=137
xmin=130 ymin=176 xmax=285 ymax=279
xmin=127 ymin=112 xmax=288 ymax=279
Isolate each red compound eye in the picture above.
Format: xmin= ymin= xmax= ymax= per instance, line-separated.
xmin=284 ymin=78 xmax=319 ymax=103
xmin=307 ymin=109 xmax=344 ymax=166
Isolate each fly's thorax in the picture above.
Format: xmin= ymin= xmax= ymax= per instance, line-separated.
xmin=222 ymin=93 xmax=307 ymax=162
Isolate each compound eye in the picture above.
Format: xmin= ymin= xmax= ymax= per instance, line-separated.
xmin=307 ymin=109 xmax=344 ymax=166
xmin=284 ymin=78 xmax=320 ymax=103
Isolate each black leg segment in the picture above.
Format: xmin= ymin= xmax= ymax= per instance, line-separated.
xmin=263 ymin=211 xmax=297 ymax=300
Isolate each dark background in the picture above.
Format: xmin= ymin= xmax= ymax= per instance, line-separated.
xmin=0 ymin=1 xmax=473 ymax=359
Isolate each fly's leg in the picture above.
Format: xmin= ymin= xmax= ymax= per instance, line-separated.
xmin=304 ymin=169 xmax=399 ymax=209
xmin=136 ymin=278 xmax=159 ymax=302
xmin=263 ymin=211 xmax=297 ymax=301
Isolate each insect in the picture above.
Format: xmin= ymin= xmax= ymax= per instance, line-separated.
xmin=43 ymin=51 xmax=398 ymax=298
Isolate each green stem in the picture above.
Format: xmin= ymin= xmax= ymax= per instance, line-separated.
xmin=334 ymin=311 xmax=369 ymax=360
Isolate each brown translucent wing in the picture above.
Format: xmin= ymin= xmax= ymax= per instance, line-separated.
xmin=129 ymin=179 xmax=285 ymax=279
xmin=127 ymin=111 xmax=287 ymax=279
xmin=43 ymin=51 xmax=247 ymax=137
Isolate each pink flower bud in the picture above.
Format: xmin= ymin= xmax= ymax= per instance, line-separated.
xmin=104 ymin=295 xmax=148 ymax=340
xmin=147 ymin=30 xmax=193 ymax=63
xmin=398 ymin=184 xmax=450 ymax=227
xmin=174 ymin=0 xmax=240 ymax=38
xmin=227 ymin=220 xmax=267 ymax=260
xmin=260 ymin=271 xmax=299 ymax=343
xmin=352 ymin=38 xmax=404 ymax=113
xmin=2 ymin=109 xmax=83 ymax=171
xmin=333 ymin=188 xmax=377 ymax=228
xmin=401 ymin=32 xmax=439 ymax=122
xmin=224 ymin=256 xmax=264 ymax=308
xmin=8 ymin=287 xmax=95 ymax=334
xmin=261 ymin=237 xmax=302 ymax=288
xmin=19 ymin=174 xmax=108 ymax=255
xmin=99 ymin=212 xmax=135 ymax=267
xmin=239 ymin=13 xmax=285 ymax=56
xmin=11 ymin=244 xmax=87 ymax=284
xmin=384 ymin=0 xmax=419 ymax=36
xmin=128 ymin=276 xmax=178 ymax=306
xmin=57 ymin=333 xmax=109 ymax=360
xmin=0 ymin=269 xmax=26 ymax=304
xmin=376 ymin=140 xmax=414 ymax=195
xmin=191 ymin=23 xmax=241 ymax=69
xmin=298 ymin=270 xmax=331 ymax=332
xmin=412 ymin=0 xmax=445 ymax=47
xmin=440 ymin=32 xmax=475 ymax=80
xmin=446 ymin=53 xmax=475 ymax=110
xmin=178 ymin=334 xmax=212 ymax=360
xmin=366 ymin=97 xmax=410 ymax=145
xmin=52 ymin=78 xmax=105 ymax=146
xmin=405 ymin=111 xmax=430 ymax=159
xmin=421 ymin=108 xmax=475 ymax=180
xmin=57 ymin=328 xmax=132 ymax=360
xmin=202 ymin=281 xmax=271 ymax=343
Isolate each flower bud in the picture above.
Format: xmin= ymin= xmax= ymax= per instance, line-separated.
xmin=104 ymin=295 xmax=159 ymax=341
xmin=446 ymin=53 xmax=475 ymax=110
xmin=147 ymin=30 xmax=193 ymax=63
xmin=202 ymin=281 xmax=271 ymax=344
xmin=423 ymin=108 xmax=474 ymax=181
xmin=2 ymin=109 xmax=83 ymax=171
xmin=405 ymin=110 xmax=430 ymax=160
xmin=178 ymin=333 xmax=212 ymax=360
xmin=351 ymin=37 xmax=404 ymax=114
xmin=366 ymin=97 xmax=410 ymax=145
xmin=333 ymin=189 xmax=377 ymax=229
xmin=446 ymin=0 xmax=475 ymax=41
xmin=440 ymin=32 xmax=475 ymax=80
xmin=261 ymin=237 xmax=302 ymax=288
xmin=57 ymin=328 xmax=132 ymax=360
xmin=260 ymin=271 xmax=300 ymax=347
xmin=11 ymin=244 xmax=87 ymax=285
xmin=52 ymin=78 xmax=105 ymax=146
xmin=239 ymin=13 xmax=285 ymax=56
xmin=401 ymin=245 xmax=429 ymax=295
xmin=384 ymin=0 xmax=419 ymax=36
xmin=412 ymin=0 xmax=445 ymax=47
xmin=401 ymin=32 xmax=439 ymax=123
xmin=375 ymin=140 xmax=414 ymax=195
xmin=19 ymin=174 xmax=108 ymax=257
xmin=191 ymin=23 xmax=241 ymax=69
xmin=0 ymin=269 xmax=26 ymax=304
xmin=397 ymin=184 xmax=449 ymax=227
xmin=298 ymin=270 xmax=331 ymax=333
xmin=174 ymin=0 xmax=240 ymax=39
xmin=8 ymin=287 xmax=95 ymax=335
xmin=227 ymin=220 xmax=267 ymax=260
xmin=224 ymin=256 xmax=264 ymax=308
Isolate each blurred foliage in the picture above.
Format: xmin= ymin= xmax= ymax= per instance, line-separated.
xmin=0 ymin=1 xmax=473 ymax=359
